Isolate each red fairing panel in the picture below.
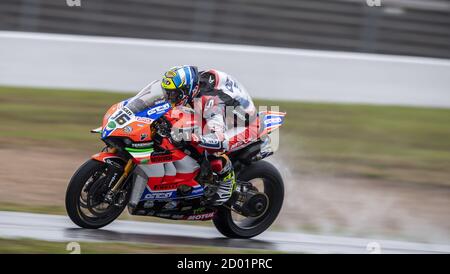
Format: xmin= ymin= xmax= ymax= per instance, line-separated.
xmin=92 ymin=152 xmax=127 ymax=163
xmin=147 ymin=170 xmax=200 ymax=190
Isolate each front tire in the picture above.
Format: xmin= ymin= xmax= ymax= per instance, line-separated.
xmin=213 ymin=160 xmax=284 ymax=238
xmin=65 ymin=159 xmax=128 ymax=229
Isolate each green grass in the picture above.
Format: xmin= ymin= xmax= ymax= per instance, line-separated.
xmin=0 ymin=237 xmax=281 ymax=254
xmin=0 ymin=86 xmax=126 ymax=150
xmin=0 ymin=202 xmax=66 ymax=215
xmin=1 ymin=85 xmax=450 ymax=185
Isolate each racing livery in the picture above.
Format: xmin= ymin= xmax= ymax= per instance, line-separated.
xmin=65 ymin=80 xmax=286 ymax=238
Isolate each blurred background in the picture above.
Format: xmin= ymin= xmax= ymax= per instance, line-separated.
xmin=2 ymin=0 xmax=450 ymax=57
xmin=0 ymin=0 xmax=449 ymax=253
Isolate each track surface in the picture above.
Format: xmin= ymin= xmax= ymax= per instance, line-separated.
xmin=0 ymin=211 xmax=449 ymax=254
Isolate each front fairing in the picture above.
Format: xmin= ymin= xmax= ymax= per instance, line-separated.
xmin=100 ymin=81 xmax=172 ymax=142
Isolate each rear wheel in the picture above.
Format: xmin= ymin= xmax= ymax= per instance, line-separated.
xmin=65 ymin=159 xmax=129 ymax=229
xmin=213 ymin=160 xmax=284 ymax=238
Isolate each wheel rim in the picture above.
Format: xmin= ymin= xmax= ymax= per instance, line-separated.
xmin=231 ymin=177 xmax=273 ymax=230
xmin=77 ymin=166 xmax=122 ymax=224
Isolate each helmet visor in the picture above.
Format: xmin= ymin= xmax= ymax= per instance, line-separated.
xmin=164 ymin=88 xmax=184 ymax=105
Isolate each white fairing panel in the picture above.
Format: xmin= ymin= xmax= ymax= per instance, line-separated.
xmin=129 ymin=155 xmax=200 ymax=205
xmin=173 ymin=156 xmax=200 ymax=173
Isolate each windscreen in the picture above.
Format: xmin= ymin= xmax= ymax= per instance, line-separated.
xmin=126 ymin=80 xmax=167 ymax=114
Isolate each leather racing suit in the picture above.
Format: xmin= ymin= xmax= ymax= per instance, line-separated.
xmin=189 ymin=69 xmax=259 ymax=204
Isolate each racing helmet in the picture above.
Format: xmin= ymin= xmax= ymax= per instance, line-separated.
xmin=161 ymin=65 xmax=200 ymax=106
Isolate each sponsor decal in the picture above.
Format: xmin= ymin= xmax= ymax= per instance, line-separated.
xmin=229 ymin=139 xmax=251 ymax=151
xmin=171 ymin=214 xmax=185 ymax=220
xmin=153 ymin=183 xmax=178 ymax=191
xmin=122 ymin=107 xmax=133 ymax=116
xmin=123 ymin=126 xmax=133 ymax=133
xmin=144 ymin=192 xmax=172 ymax=199
xmin=154 ymin=99 xmax=165 ymax=105
xmin=143 ymin=200 xmax=154 ymax=208
xmin=147 ymin=103 xmax=171 ymax=116
xmin=225 ymin=77 xmax=234 ymax=92
xmin=191 ymin=187 xmax=204 ymax=194
xmin=140 ymin=133 xmax=148 ymax=141
xmin=131 ymin=142 xmax=153 ymax=148
xmin=109 ymin=172 xmax=119 ymax=185
xmin=163 ymin=201 xmax=178 ymax=209
xmin=200 ymin=135 xmax=220 ymax=148
xmin=193 ymin=207 xmax=206 ymax=214
xmin=106 ymin=121 xmax=116 ymax=130
xmin=225 ymin=77 xmax=240 ymax=93
xmin=150 ymin=154 xmax=173 ymax=163
xmin=205 ymin=98 xmax=215 ymax=110
xmin=186 ymin=212 xmax=215 ymax=221
xmin=264 ymin=116 xmax=282 ymax=125
xmin=136 ymin=117 xmax=153 ymax=124
xmin=181 ymin=206 xmax=192 ymax=211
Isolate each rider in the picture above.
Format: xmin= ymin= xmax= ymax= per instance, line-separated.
xmin=160 ymin=65 xmax=258 ymax=205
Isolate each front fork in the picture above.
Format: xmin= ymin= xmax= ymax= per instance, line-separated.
xmin=110 ymin=158 xmax=134 ymax=192
xmin=92 ymin=148 xmax=134 ymax=203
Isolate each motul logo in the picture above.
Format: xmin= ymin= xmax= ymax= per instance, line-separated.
xmin=187 ymin=212 xmax=215 ymax=220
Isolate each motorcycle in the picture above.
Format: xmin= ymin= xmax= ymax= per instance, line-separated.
xmin=65 ymin=81 xmax=286 ymax=238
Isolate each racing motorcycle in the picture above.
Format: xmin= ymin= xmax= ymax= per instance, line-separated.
xmin=65 ymin=81 xmax=286 ymax=238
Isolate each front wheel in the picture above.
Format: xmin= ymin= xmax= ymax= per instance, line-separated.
xmin=213 ymin=160 xmax=284 ymax=238
xmin=65 ymin=159 xmax=129 ymax=229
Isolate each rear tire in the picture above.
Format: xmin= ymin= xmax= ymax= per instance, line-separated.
xmin=65 ymin=159 xmax=127 ymax=229
xmin=213 ymin=160 xmax=284 ymax=238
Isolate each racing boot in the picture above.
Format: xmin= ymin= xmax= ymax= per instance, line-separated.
xmin=209 ymin=155 xmax=236 ymax=205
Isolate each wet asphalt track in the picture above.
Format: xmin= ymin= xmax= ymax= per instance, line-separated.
xmin=0 ymin=211 xmax=449 ymax=254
